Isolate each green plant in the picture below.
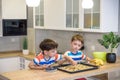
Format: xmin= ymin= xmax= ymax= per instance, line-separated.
xmin=23 ymin=37 xmax=28 ymax=50
xmin=98 ymin=32 xmax=120 ymax=53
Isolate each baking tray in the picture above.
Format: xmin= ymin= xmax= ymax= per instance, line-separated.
xmin=57 ymin=62 xmax=99 ymax=73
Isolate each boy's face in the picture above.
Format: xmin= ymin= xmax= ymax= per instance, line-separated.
xmin=44 ymin=48 xmax=57 ymax=57
xmin=71 ymin=40 xmax=83 ymax=52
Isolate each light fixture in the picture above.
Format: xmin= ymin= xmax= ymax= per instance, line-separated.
xmin=82 ymin=0 xmax=94 ymax=9
xmin=26 ymin=0 xmax=40 ymax=7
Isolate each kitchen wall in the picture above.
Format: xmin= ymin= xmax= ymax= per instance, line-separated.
xmin=35 ymin=29 xmax=109 ymax=58
xmin=0 ymin=36 xmax=24 ymax=52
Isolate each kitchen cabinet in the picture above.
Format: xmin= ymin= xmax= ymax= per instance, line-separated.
xmin=84 ymin=0 xmax=100 ymax=30
xmin=0 ymin=19 xmax=2 ymax=37
xmin=0 ymin=57 xmax=31 ymax=73
xmin=1 ymin=0 xmax=26 ymax=19
xmin=83 ymin=0 xmax=119 ymax=32
xmin=25 ymin=59 xmax=31 ymax=69
xmin=66 ymin=0 xmax=82 ymax=30
xmin=34 ymin=0 xmax=80 ymax=30
xmin=0 ymin=0 xmax=2 ymax=37
xmin=33 ymin=0 xmax=119 ymax=32
xmin=34 ymin=0 xmax=65 ymax=30
xmin=34 ymin=0 xmax=44 ymax=28
xmin=0 ymin=57 xmax=20 ymax=73
xmin=20 ymin=57 xmax=31 ymax=70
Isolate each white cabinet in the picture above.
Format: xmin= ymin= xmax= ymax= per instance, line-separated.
xmin=34 ymin=0 xmax=119 ymax=32
xmin=0 ymin=57 xmax=31 ymax=73
xmin=0 ymin=19 xmax=2 ymax=37
xmin=34 ymin=0 xmax=80 ymax=30
xmin=44 ymin=0 xmax=65 ymax=30
xmin=0 ymin=0 xmax=2 ymax=37
xmin=83 ymin=0 xmax=119 ymax=32
xmin=65 ymin=0 xmax=83 ymax=31
xmin=20 ymin=57 xmax=31 ymax=70
xmin=25 ymin=59 xmax=31 ymax=69
xmin=1 ymin=0 xmax=26 ymax=19
xmin=34 ymin=0 xmax=44 ymax=28
xmin=0 ymin=57 xmax=20 ymax=73
xmin=100 ymin=0 xmax=118 ymax=32
xmin=34 ymin=0 xmax=65 ymax=30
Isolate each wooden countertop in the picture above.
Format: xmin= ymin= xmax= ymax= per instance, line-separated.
xmin=1 ymin=55 xmax=120 ymax=80
xmin=0 ymin=51 xmax=35 ymax=60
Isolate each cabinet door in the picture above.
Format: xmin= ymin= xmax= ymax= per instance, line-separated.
xmin=100 ymin=0 xmax=119 ymax=32
xmin=83 ymin=0 xmax=100 ymax=30
xmin=34 ymin=0 xmax=65 ymax=30
xmin=0 ymin=19 xmax=2 ymax=37
xmin=20 ymin=57 xmax=31 ymax=70
xmin=34 ymin=0 xmax=44 ymax=27
xmin=0 ymin=57 xmax=20 ymax=73
xmin=2 ymin=0 xmax=26 ymax=19
xmin=25 ymin=59 xmax=31 ymax=69
xmin=66 ymin=0 xmax=82 ymax=30
xmin=44 ymin=0 xmax=65 ymax=29
xmin=83 ymin=0 xmax=118 ymax=32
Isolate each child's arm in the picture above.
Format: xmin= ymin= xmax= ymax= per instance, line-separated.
xmin=28 ymin=61 xmax=49 ymax=70
xmin=85 ymin=56 xmax=92 ymax=63
xmin=62 ymin=55 xmax=77 ymax=65
xmin=86 ymin=56 xmax=92 ymax=61
xmin=81 ymin=52 xmax=92 ymax=61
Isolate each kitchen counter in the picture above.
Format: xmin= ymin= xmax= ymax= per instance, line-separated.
xmin=1 ymin=54 xmax=120 ymax=80
xmin=0 ymin=51 xmax=35 ymax=60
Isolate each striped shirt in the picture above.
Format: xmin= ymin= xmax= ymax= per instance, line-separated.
xmin=64 ymin=51 xmax=86 ymax=62
xmin=33 ymin=53 xmax=62 ymax=65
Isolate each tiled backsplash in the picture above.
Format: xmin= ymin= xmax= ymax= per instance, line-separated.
xmin=0 ymin=29 xmax=119 ymax=57
xmin=35 ymin=29 xmax=109 ymax=58
xmin=35 ymin=29 xmax=80 ymax=53
xmin=0 ymin=36 xmax=24 ymax=52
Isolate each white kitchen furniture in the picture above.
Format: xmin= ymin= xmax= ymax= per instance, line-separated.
xmin=34 ymin=0 xmax=44 ymax=28
xmin=0 ymin=57 xmax=20 ymax=73
xmin=82 ymin=0 xmax=119 ymax=32
xmin=0 ymin=0 xmax=2 ymax=37
xmin=0 ymin=57 xmax=31 ymax=73
xmin=20 ymin=57 xmax=31 ymax=70
xmin=0 ymin=0 xmax=27 ymax=37
xmin=0 ymin=19 xmax=2 ymax=37
xmin=33 ymin=0 xmax=119 ymax=32
xmin=1 ymin=0 xmax=26 ymax=19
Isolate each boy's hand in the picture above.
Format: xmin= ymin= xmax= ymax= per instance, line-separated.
xmin=86 ymin=57 xmax=92 ymax=63
xmin=42 ymin=64 xmax=49 ymax=69
xmin=71 ymin=61 xmax=77 ymax=65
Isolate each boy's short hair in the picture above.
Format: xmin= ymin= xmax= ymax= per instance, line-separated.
xmin=71 ymin=34 xmax=84 ymax=44
xmin=39 ymin=39 xmax=58 ymax=51
xmin=71 ymin=34 xmax=85 ymax=50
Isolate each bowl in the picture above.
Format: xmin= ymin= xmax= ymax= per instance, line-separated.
xmin=93 ymin=52 xmax=106 ymax=62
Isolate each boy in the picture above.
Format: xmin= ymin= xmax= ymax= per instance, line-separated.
xmin=29 ymin=39 xmax=77 ymax=70
xmin=64 ymin=34 xmax=91 ymax=80
xmin=64 ymin=34 xmax=91 ymax=62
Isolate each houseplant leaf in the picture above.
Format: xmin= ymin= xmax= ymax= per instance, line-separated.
xmin=23 ymin=38 xmax=28 ymax=50
xmin=98 ymin=32 xmax=120 ymax=63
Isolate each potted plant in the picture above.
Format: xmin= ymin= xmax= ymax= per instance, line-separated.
xmin=22 ymin=37 xmax=29 ymax=55
xmin=98 ymin=32 xmax=120 ymax=63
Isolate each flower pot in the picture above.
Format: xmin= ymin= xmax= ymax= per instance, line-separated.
xmin=93 ymin=52 xmax=106 ymax=62
xmin=22 ymin=49 xmax=29 ymax=55
xmin=106 ymin=53 xmax=116 ymax=63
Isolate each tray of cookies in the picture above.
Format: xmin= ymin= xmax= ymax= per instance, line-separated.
xmin=57 ymin=62 xmax=99 ymax=73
